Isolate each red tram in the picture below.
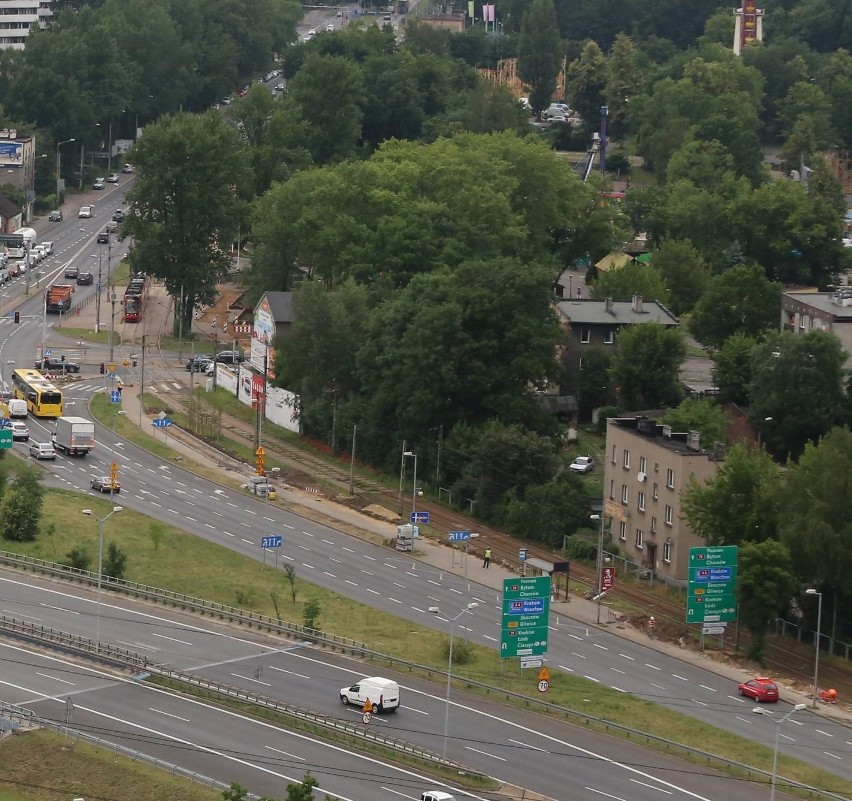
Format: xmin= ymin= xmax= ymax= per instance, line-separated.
xmin=123 ymin=274 xmax=149 ymax=323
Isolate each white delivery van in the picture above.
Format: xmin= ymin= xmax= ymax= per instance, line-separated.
xmin=422 ymin=793 xmax=457 ymax=801
xmin=8 ymin=399 xmax=27 ymax=418
xmin=339 ymin=676 xmax=400 ymax=713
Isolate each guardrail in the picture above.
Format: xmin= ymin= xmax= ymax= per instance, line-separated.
xmin=0 ymin=551 xmax=848 ymax=801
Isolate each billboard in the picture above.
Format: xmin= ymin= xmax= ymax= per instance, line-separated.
xmin=0 ymin=141 xmax=23 ymax=167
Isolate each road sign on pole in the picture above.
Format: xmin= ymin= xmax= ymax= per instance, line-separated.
xmin=448 ymin=530 xmax=470 ymax=542
xmin=261 ymin=535 xmax=283 ymax=548
xmin=500 ymin=576 xmax=551 ymax=658
xmin=411 ymin=511 xmax=429 ymax=524
xmin=687 ymin=546 xmax=739 ymax=623
xmin=0 ymin=428 xmax=11 ymax=449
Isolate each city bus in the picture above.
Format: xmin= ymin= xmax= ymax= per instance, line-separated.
xmin=11 ymin=368 xmax=63 ymax=417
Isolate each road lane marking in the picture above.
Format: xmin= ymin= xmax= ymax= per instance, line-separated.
xmin=619 ymin=653 xmax=635 ymax=660
xmin=149 ymin=707 xmax=190 ymax=722
xmin=507 ymin=738 xmax=546 ymax=752
xmin=265 ymin=745 xmax=304 ymax=761
xmin=585 ymin=787 xmax=626 ymax=801
xmin=267 ymin=666 xmax=310 ymax=680
xmin=465 ymin=745 xmax=506 ymax=761
xmin=699 ymin=684 xmax=716 ymax=692
xmin=231 ymin=672 xmax=271 ymax=686
xmin=645 ymin=663 xmax=661 ymax=670
xmin=152 ymin=633 xmax=193 ymax=646
xmin=36 ymin=672 xmax=75 ymax=685
xmin=630 ymin=778 xmax=673 ymax=794
xmin=816 ymin=729 xmax=834 ymax=737
xmin=673 ymin=674 xmax=688 ymax=681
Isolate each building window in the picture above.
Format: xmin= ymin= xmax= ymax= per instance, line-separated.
xmin=623 ymin=449 xmax=630 ymax=469
xmin=639 ymin=456 xmax=647 ymax=475
xmin=650 ymin=516 xmax=657 ymax=533
xmin=663 ymin=538 xmax=672 ymax=563
xmin=580 ymin=328 xmax=591 ymax=343
xmin=638 ymin=491 xmax=646 ymax=512
xmin=611 ymin=444 xmax=617 ymax=464
xmin=666 ymin=468 xmax=675 ymax=489
xmin=635 ymin=529 xmax=644 ymax=549
xmin=619 ymin=521 xmax=627 ymax=542
xmin=653 ymin=482 xmax=659 ymax=500
xmin=621 ymin=484 xmax=629 ymax=504
xmin=665 ymin=504 xmax=673 ymax=526
xmin=604 ymin=330 xmax=614 ymax=344
xmin=609 ymin=480 xmax=615 ymax=500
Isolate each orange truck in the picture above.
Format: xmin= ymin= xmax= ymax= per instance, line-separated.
xmin=46 ymin=283 xmax=74 ymax=314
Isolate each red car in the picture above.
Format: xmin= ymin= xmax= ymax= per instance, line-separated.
xmin=739 ymin=677 xmax=779 ymax=703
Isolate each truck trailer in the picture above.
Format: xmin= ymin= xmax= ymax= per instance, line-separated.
xmin=46 ymin=284 xmax=74 ymax=314
xmin=53 ymin=416 xmax=95 ymax=456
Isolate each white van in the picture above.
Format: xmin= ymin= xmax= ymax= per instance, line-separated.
xmin=8 ymin=399 xmax=27 ymax=418
xmin=340 ymin=676 xmax=400 ymax=713
xmin=422 ymin=793 xmax=457 ymax=801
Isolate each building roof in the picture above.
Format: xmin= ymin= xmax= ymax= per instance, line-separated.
xmin=0 ymin=195 xmax=21 ymax=219
xmin=556 ymin=297 xmax=678 ymax=327
xmin=259 ymin=291 xmax=294 ymax=324
xmin=595 ymin=252 xmax=633 ymax=272
xmin=783 ymin=290 xmax=852 ymax=321
xmin=609 ymin=414 xmax=726 ymax=460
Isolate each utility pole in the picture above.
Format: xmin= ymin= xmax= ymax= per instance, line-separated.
xmin=94 ymin=252 xmax=103 ymax=333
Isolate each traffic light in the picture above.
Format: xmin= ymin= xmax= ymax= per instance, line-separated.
xmin=99 ymin=362 xmax=105 ymax=374
xmin=13 ymin=311 xmax=19 ymax=324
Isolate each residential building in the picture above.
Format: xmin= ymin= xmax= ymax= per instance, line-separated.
xmin=555 ymin=294 xmax=679 ymax=395
xmin=604 ymin=415 xmax=725 ymax=586
xmin=0 ymin=0 xmax=53 ymax=49
xmin=781 ymin=289 xmax=852 ymax=366
xmin=0 ymin=130 xmax=39 ymax=220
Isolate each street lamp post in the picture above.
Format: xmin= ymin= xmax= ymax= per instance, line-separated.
xmin=753 ymin=704 xmax=807 ymax=801
xmin=806 ymin=588 xmax=823 ymax=708
xmin=55 ymin=138 xmax=75 ymax=200
xmin=403 ymin=450 xmax=417 ymax=518
xmin=81 ymin=505 xmax=123 ymax=653
xmin=589 ymin=513 xmax=608 ymax=624
xmin=429 ymin=602 xmax=478 ymax=760
xmin=92 ymin=252 xmax=103 ymax=333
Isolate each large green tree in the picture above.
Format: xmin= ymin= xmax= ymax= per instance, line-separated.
xmin=517 ymin=0 xmax=563 ymax=113
xmin=504 ymin=473 xmax=590 ymax=547
xmin=122 ymin=110 xmax=250 ymax=337
xmin=653 ymin=239 xmax=708 ymax=315
xmin=0 ymin=467 xmax=44 ymax=543
xmin=566 ymin=41 xmax=608 ymax=133
xmin=590 ymin=263 xmax=667 ymax=304
xmin=660 ymin=397 xmax=727 ymax=445
xmin=712 ymin=333 xmax=756 ymax=406
xmin=610 ymin=323 xmax=685 ymax=409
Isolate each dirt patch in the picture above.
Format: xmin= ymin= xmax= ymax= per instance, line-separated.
xmin=362 ymin=503 xmax=400 ymax=521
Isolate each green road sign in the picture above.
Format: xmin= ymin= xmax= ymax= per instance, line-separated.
xmin=687 ymin=546 xmax=738 ymax=623
xmin=501 ymin=576 xmax=551 ymax=658
xmin=0 ymin=428 xmax=11 ymax=449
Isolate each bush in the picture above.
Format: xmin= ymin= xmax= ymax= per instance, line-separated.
xmin=446 ymin=637 xmax=473 ymax=665
xmin=562 ymin=535 xmax=597 ymax=561
xmin=63 ymin=546 xmax=92 ymax=571
xmin=595 ymin=406 xmax=621 ymax=435
xmin=605 ymin=153 xmax=631 ymax=174
xmin=303 ymin=598 xmax=321 ymax=631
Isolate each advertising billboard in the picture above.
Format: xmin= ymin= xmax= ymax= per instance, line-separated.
xmin=0 ymin=141 xmax=23 ymax=167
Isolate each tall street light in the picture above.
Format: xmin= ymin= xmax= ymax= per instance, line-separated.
xmin=92 ymin=252 xmax=103 ymax=333
xmin=82 ymin=505 xmax=123 ymax=653
xmin=753 ymin=703 xmax=806 ymax=801
xmin=55 ymin=138 xmax=75 ymax=199
xmin=589 ymin=513 xmax=608 ymax=624
xmin=403 ymin=450 xmax=417 ymax=518
xmin=429 ymin=602 xmax=478 ymax=760
xmin=806 ymin=588 xmax=823 ymax=708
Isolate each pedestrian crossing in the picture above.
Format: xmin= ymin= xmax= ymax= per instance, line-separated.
xmin=73 ymin=381 xmax=185 ymax=393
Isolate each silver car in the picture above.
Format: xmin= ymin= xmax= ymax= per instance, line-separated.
xmin=29 ymin=442 xmax=56 ymax=460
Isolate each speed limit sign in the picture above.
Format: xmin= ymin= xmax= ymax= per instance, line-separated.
xmin=362 ymin=711 xmax=372 ymax=724
xmin=537 ymin=679 xmax=549 ymax=693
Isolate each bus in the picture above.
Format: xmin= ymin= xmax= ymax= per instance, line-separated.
xmin=11 ymin=368 xmax=63 ymax=418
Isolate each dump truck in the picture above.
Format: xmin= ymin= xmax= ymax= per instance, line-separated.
xmin=46 ymin=284 xmax=74 ymax=314
xmin=53 ymin=416 xmax=95 ymax=456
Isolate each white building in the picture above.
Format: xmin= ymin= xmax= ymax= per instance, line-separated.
xmin=0 ymin=1 xmax=53 ymax=50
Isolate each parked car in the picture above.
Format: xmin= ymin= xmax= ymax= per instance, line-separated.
xmin=76 ymin=271 xmax=94 ymax=286
xmin=11 ymin=422 xmax=29 ymax=441
xmin=106 ymin=173 xmax=119 ymax=183
xmin=569 ymin=456 xmax=595 ymax=474
xmin=29 ymin=442 xmax=56 ymax=460
xmin=185 ymin=356 xmax=212 ymax=373
xmin=213 ymin=350 xmax=245 ymax=365
xmin=91 ymin=475 xmax=121 ymax=493
xmin=78 ymin=206 xmax=93 ymax=218
xmin=92 ymin=177 xmax=105 ymax=190
xmin=36 ymin=358 xmax=80 ymax=373
xmin=738 ymin=677 xmax=779 ymax=703
xmin=64 ymin=265 xmax=79 ymax=279
xmin=48 ymin=210 xmax=63 ymax=222
xmin=121 ymin=163 xmax=134 ymax=173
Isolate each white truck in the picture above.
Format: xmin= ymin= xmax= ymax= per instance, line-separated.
xmin=54 ymin=416 xmax=95 ymax=456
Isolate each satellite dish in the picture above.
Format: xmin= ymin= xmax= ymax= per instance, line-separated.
xmin=637 ymin=472 xmax=646 ymax=483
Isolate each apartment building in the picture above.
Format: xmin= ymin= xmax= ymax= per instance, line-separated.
xmin=603 ymin=415 xmax=725 ymax=586
xmin=782 ymin=289 xmax=852 ymax=367
xmin=0 ymin=1 xmax=53 ymax=49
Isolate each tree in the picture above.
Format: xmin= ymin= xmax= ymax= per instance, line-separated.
xmin=610 ymin=323 xmax=685 ymax=409
xmin=590 ymin=263 xmax=668 ymax=304
xmin=653 ymin=239 xmax=708 ymax=315
xmin=712 ymin=333 xmax=756 ymax=405
xmin=682 ymin=444 xmax=780 ymax=547
xmin=604 ymin=34 xmax=643 ymax=140
xmin=566 ymin=41 xmax=608 ymax=134
xmin=777 ymin=81 xmax=835 ymax=147
xmin=303 ymin=598 xmax=321 ymax=631
xmin=517 ymin=0 xmax=562 ymax=113
xmin=660 ymin=397 xmax=727 ymax=445
xmin=737 ymin=540 xmax=798 ymax=662
xmin=122 ymin=111 xmax=249 ymax=337
xmin=503 ymin=473 xmax=590 ymax=547
xmin=576 ymin=346 xmax=614 ymax=419
xmin=748 ymin=330 xmax=847 ymax=460
xmin=0 ymin=467 xmax=44 ymax=542
xmin=103 ymin=542 xmax=128 ymax=580
xmin=689 ymin=264 xmax=781 ymax=349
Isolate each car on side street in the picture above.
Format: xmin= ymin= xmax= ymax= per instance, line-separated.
xmin=29 ymin=442 xmax=56 ymax=460
xmin=213 ymin=350 xmax=245 ymax=365
xmin=569 ymin=456 xmax=595 ymax=474
xmin=48 ymin=210 xmax=63 ymax=222
xmin=91 ymin=476 xmax=121 ymax=493
xmin=106 ymin=173 xmax=119 ymax=183
xmin=738 ymin=677 xmax=779 ymax=703
xmin=185 ymin=356 xmax=212 ymax=373
xmin=36 ymin=358 xmax=80 ymax=373
xmin=93 ymin=177 xmax=105 ymax=190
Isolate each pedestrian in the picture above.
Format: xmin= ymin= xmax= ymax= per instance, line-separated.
xmin=576 ymin=287 xmax=582 ymax=298
xmin=483 ymin=547 xmax=492 ymax=568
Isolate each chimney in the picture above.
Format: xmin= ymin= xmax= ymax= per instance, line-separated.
xmin=605 ymin=297 xmax=614 ymax=314
xmin=632 ymin=293 xmax=643 ymax=313
xmin=686 ymin=430 xmax=700 ymax=451
xmin=662 ymin=424 xmax=672 ymax=438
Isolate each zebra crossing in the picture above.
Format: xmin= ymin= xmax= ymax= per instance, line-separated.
xmin=73 ymin=381 xmax=185 ymax=394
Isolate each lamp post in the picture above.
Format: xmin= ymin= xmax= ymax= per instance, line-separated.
xmin=92 ymin=252 xmax=103 ymax=333
xmin=753 ymin=704 xmax=807 ymax=801
xmin=428 ymin=602 xmax=478 ymax=759
xmin=81 ymin=505 xmax=123 ymax=653
xmin=589 ymin=513 xmax=608 ymax=624
xmin=55 ymin=138 xmax=75 ymax=200
xmin=403 ymin=450 xmax=417 ymax=518
xmin=806 ymin=588 xmax=823 ymax=708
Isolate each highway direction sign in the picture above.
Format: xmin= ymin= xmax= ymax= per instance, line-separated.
xmin=687 ymin=546 xmax=739 ymax=623
xmin=501 ymin=576 xmax=551 ymax=658
xmin=110 ymin=390 xmax=121 ymax=403
xmin=261 ymin=535 xmax=283 ymax=548
xmin=410 ymin=511 xmax=429 ymax=524
xmin=152 ymin=418 xmax=173 ymax=428
xmin=0 ymin=428 xmax=11 ymax=449
xmin=448 ymin=530 xmax=470 ymax=542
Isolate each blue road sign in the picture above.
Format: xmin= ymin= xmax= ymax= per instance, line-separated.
xmin=448 ymin=530 xmax=470 ymax=542
xmin=519 ymin=548 xmax=528 ymax=561
xmin=152 ymin=418 xmax=173 ymax=428
xmin=110 ymin=390 xmax=121 ymax=403
xmin=44 ymin=349 xmax=51 ymax=356
xmin=262 ymin=535 xmax=283 ymax=548
xmin=411 ymin=511 xmax=429 ymax=524
xmin=108 ymin=371 xmax=117 ymax=379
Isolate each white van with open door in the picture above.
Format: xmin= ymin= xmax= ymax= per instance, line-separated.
xmin=339 ymin=676 xmax=400 ymax=713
